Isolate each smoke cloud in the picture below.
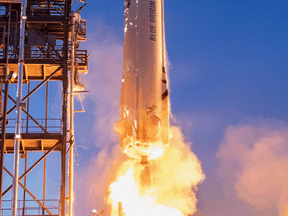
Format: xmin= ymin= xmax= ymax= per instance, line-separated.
xmin=74 ymin=18 xmax=125 ymax=215
xmin=217 ymin=120 xmax=288 ymax=216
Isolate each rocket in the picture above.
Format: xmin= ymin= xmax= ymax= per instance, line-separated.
xmin=115 ymin=0 xmax=169 ymax=163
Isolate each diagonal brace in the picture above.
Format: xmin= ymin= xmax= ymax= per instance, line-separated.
xmin=4 ymin=167 xmax=54 ymax=215
xmin=1 ymin=89 xmax=49 ymax=134
xmin=0 ymin=66 xmax=62 ymax=121
xmin=2 ymin=141 xmax=61 ymax=197
xmin=33 ymin=24 xmax=63 ymax=60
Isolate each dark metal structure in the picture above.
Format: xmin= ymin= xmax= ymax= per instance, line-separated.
xmin=0 ymin=0 xmax=88 ymax=215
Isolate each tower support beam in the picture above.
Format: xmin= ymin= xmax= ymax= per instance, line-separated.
xmin=0 ymin=66 xmax=62 ymax=122
xmin=2 ymin=141 xmax=60 ymax=197
xmin=0 ymin=3 xmax=11 ymax=211
xmin=1 ymin=89 xmax=49 ymax=133
xmin=4 ymin=166 xmax=53 ymax=215
xmin=11 ymin=1 xmax=28 ymax=213
xmin=60 ymin=1 xmax=72 ymax=215
xmin=0 ymin=0 xmax=88 ymax=214
xmin=68 ymin=11 xmax=76 ymax=216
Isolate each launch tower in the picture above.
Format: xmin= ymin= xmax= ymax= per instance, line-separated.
xmin=0 ymin=0 xmax=88 ymax=215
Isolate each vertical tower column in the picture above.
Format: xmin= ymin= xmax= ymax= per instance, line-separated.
xmin=60 ymin=0 xmax=72 ymax=215
xmin=11 ymin=1 xmax=27 ymax=215
xmin=68 ymin=11 xmax=76 ymax=216
xmin=0 ymin=3 xmax=11 ymax=212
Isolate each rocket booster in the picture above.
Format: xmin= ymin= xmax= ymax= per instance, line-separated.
xmin=115 ymin=0 xmax=169 ymax=160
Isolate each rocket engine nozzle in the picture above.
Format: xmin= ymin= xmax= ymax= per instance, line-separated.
xmin=140 ymin=156 xmax=149 ymax=165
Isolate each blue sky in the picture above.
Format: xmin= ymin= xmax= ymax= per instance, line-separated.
xmin=3 ymin=1 xmax=288 ymax=216
xmin=76 ymin=0 xmax=288 ymax=215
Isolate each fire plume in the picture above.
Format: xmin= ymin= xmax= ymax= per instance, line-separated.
xmin=108 ymin=126 xmax=205 ymax=216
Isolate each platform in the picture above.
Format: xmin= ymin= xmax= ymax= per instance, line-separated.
xmin=0 ymin=133 xmax=62 ymax=153
xmin=0 ymin=48 xmax=88 ymax=81
xmin=0 ymin=63 xmax=63 ymax=81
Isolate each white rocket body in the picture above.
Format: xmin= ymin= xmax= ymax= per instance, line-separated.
xmin=115 ymin=0 xmax=169 ymax=159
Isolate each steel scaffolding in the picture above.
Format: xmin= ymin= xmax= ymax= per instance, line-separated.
xmin=0 ymin=0 xmax=88 ymax=215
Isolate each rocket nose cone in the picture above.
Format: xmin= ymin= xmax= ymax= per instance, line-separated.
xmin=140 ymin=156 xmax=149 ymax=165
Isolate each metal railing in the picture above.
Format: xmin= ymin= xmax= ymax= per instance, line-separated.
xmin=0 ymin=45 xmax=64 ymax=61
xmin=0 ymin=47 xmax=18 ymax=60
xmin=76 ymin=18 xmax=86 ymax=40
xmin=76 ymin=50 xmax=88 ymax=67
xmin=29 ymin=1 xmax=65 ymax=17
xmin=0 ymin=118 xmax=61 ymax=134
xmin=1 ymin=199 xmax=59 ymax=216
xmin=26 ymin=45 xmax=63 ymax=61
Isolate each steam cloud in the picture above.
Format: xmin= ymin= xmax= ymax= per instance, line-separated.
xmin=74 ymin=19 xmax=124 ymax=215
xmin=217 ymin=120 xmax=288 ymax=216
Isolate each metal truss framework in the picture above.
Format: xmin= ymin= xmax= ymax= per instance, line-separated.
xmin=0 ymin=0 xmax=88 ymax=215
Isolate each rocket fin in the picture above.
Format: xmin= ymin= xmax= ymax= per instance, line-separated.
xmin=144 ymin=114 xmax=161 ymax=139
xmin=115 ymin=118 xmax=133 ymax=138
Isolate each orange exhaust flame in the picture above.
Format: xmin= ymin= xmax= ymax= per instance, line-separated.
xmin=108 ymin=126 xmax=205 ymax=216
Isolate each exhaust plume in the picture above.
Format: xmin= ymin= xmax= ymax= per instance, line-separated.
xmin=108 ymin=126 xmax=205 ymax=216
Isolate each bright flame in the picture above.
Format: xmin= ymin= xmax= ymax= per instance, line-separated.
xmin=123 ymin=142 xmax=166 ymax=161
xmin=109 ymin=166 xmax=184 ymax=216
xmin=108 ymin=126 xmax=205 ymax=216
